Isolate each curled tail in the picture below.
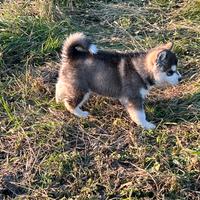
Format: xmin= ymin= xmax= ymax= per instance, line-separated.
xmin=61 ymin=32 xmax=97 ymax=61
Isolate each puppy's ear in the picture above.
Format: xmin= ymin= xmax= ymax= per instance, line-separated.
xmin=156 ymin=50 xmax=167 ymax=68
xmin=164 ymin=42 xmax=173 ymax=50
xmin=159 ymin=42 xmax=173 ymax=50
xmin=146 ymin=43 xmax=172 ymax=69
xmin=157 ymin=50 xmax=167 ymax=62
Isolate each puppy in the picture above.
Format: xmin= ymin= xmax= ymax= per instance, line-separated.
xmin=56 ymin=33 xmax=182 ymax=130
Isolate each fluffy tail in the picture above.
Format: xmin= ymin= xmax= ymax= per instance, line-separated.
xmin=61 ymin=32 xmax=97 ymax=61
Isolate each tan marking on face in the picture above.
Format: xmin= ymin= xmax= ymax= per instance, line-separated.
xmin=145 ymin=49 xmax=161 ymax=72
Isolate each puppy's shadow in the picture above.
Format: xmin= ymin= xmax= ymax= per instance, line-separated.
xmin=147 ymin=91 xmax=200 ymax=124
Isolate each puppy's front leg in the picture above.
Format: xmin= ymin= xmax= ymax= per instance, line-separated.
xmin=121 ymin=98 xmax=156 ymax=130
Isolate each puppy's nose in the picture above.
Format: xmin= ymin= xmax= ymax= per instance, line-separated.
xmin=178 ymin=77 xmax=182 ymax=82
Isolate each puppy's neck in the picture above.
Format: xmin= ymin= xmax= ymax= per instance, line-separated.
xmin=131 ymin=53 xmax=155 ymax=89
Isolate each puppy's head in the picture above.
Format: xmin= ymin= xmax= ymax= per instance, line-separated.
xmin=146 ymin=42 xmax=182 ymax=87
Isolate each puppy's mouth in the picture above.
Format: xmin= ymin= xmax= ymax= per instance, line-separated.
xmin=155 ymin=78 xmax=181 ymax=88
xmin=159 ymin=82 xmax=177 ymax=88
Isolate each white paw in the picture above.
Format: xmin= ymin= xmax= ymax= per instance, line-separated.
xmin=80 ymin=111 xmax=89 ymax=118
xmin=73 ymin=108 xmax=89 ymax=118
xmin=142 ymin=122 xmax=156 ymax=130
xmin=89 ymin=44 xmax=98 ymax=54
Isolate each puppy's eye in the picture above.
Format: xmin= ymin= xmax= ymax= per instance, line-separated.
xmin=167 ymin=70 xmax=174 ymax=76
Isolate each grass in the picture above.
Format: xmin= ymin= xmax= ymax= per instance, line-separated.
xmin=0 ymin=0 xmax=200 ymax=199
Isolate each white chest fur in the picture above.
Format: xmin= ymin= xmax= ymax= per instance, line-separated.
xmin=140 ymin=88 xmax=149 ymax=99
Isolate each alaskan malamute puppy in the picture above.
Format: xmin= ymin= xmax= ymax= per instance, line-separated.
xmin=56 ymin=33 xmax=182 ymax=130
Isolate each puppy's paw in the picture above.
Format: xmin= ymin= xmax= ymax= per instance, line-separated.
xmin=80 ymin=111 xmax=89 ymax=118
xmin=142 ymin=122 xmax=156 ymax=130
xmin=73 ymin=108 xmax=89 ymax=118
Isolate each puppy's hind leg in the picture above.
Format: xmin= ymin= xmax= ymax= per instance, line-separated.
xmin=64 ymin=92 xmax=90 ymax=118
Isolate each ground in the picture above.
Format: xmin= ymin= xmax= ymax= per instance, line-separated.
xmin=0 ymin=0 xmax=200 ymax=199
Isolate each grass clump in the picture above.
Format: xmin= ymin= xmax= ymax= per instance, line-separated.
xmin=181 ymin=0 xmax=200 ymax=22
xmin=0 ymin=1 xmax=73 ymax=66
xmin=150 ymin=0 xmax=176 ymax=7
xmin=0 ymin=17 xmax=71 ymax=65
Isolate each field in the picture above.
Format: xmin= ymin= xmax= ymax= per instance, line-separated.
xmin=0 ymin=0 xmax=200 ymax=199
